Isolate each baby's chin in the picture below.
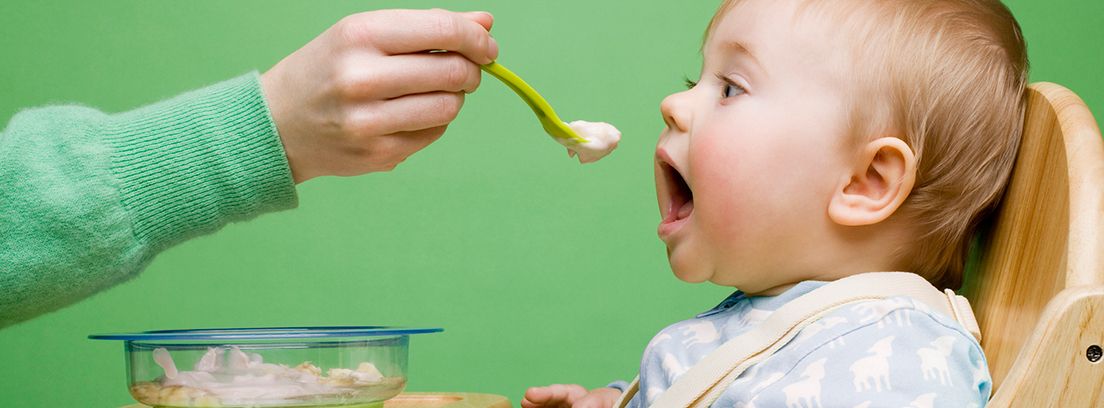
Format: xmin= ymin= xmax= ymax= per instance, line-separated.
xmin=668 ymin=257 xmax=795 ymax=294
xmin=666 ymin=249 xmax=714 ymax=284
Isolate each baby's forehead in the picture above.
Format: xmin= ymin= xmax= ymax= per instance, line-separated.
xmin=708 ymin=0 xmax=868 ymax=37
xmin=705 ymin=0 xmax=857 ymax=81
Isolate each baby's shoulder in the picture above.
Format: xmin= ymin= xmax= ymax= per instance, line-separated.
xmin=788 ymin=296 xmax=983 ymax=355
xmin=719 ymin=297 xmax=991 ymax=406
xmin=753 ymin=296 xmax=990 ymax=396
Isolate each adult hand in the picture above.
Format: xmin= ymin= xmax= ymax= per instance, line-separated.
xmin=261 ymin=9 xmax=498 ymax=183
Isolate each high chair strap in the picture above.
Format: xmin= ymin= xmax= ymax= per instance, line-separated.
xmin=610 ymin=272 xmax=981 ymax=408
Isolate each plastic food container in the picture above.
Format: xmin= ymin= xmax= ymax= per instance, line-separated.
xmin=90 ymin=326 xmax=442 ymax=408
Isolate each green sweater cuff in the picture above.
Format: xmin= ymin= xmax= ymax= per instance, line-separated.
xmin=102 ymin=72 xmax=298 ymax=250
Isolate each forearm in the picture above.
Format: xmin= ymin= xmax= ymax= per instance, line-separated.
xmin=0 ymin=73 xmax=297 ymax=328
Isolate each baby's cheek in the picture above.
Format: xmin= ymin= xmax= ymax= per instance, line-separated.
xmin=691 ymin=159 xmax=752 ymax=245
xmin=691 ymin=134 xmax=759 ymax=216
xmin=691 ymin=138 xmax=796 ymax=262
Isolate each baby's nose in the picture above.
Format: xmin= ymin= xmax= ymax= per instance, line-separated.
xmin=660 ymin=92 xmax=692 ymax=133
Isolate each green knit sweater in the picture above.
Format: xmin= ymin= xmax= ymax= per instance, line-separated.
xmin=0 ymin=73 xmax=298 ymax=328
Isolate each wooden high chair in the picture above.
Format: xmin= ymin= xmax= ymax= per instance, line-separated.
xmin=964 ymin=82 xmax=1104 ymax=407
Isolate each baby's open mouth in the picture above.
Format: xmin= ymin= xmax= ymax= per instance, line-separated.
xmin=661 ymin=161 xmax=694 ymax=223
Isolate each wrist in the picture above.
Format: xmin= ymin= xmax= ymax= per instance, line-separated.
xmin=259 ymin=67 xmax=313 ymax=184
xmin=593 ymin=388 xmax=624 ymax=408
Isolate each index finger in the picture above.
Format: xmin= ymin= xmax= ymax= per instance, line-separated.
xmin=349 ymin=9 xmax=498 ymax=64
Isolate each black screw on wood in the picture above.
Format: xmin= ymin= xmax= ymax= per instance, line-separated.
xmin=1088 ymin=345 xmax=1103 ymax=363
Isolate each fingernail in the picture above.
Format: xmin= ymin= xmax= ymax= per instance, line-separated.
xmin=488 ymin=36 xmax=499 ymax=61
xmin=463 ymin=11 xmax=494 ymax=24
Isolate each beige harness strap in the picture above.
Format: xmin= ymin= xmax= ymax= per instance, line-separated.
xmin=610 ymin=272 xmax=980 ymax=408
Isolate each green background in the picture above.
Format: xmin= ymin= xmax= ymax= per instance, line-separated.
xmin=0 ymin=1 xmax=1100 ymax=406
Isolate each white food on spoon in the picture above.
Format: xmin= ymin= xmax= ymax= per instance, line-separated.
xmin=561 ymin=120 xmax=621 ymax=164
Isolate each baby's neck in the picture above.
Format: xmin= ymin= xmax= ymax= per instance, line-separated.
xmin=746 ymin=282 xmax=803 ymax=297
xmin=739 ymin=220 xmax=913 ymax=297
xmin=745 ymin=259 xmax=908 ymax=297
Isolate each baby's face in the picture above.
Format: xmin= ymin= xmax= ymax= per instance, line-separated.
xmin=654 ymin=0 xmax=857 ymax=293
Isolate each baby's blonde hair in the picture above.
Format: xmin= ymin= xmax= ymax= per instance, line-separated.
xmin=708 ymin=0 xmax=1029 ymax=289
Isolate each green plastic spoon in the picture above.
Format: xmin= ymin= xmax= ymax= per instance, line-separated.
xmin=480 ymin=61 xmax=590 ymax=145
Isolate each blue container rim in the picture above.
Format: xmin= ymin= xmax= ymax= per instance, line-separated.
xmin=88 ymin=326 xmax=442 ymax=341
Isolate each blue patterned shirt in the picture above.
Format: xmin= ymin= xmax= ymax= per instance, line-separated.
xmin=622 ymin=281 xmax=991 ymax=407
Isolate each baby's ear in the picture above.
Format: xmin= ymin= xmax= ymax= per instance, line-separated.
xmin=828 ymin=137 xmax=917 ymax=226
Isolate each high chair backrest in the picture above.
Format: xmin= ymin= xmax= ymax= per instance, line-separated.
xmin=963 ymin=82 xmax=1104 ymax=406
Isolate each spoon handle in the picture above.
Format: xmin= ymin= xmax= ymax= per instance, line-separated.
xmin=480 ymin=62 xmax=588 ymax=144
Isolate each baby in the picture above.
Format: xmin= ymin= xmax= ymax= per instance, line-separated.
xmin=524 ymin=0 xmax=1027 ymax=407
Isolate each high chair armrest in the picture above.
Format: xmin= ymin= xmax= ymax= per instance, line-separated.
xmin=988 ymin=286 xmax=1104 ymax=407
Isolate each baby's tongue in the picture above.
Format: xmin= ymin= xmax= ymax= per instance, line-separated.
xmin=677 ymin=200 xmax=694 ymax=220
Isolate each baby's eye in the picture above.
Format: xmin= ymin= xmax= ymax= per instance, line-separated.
xmin=722 ymin=83 xmax=746 ymax=98
xmin=715 ymin=73 xmax=747 ymax=99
